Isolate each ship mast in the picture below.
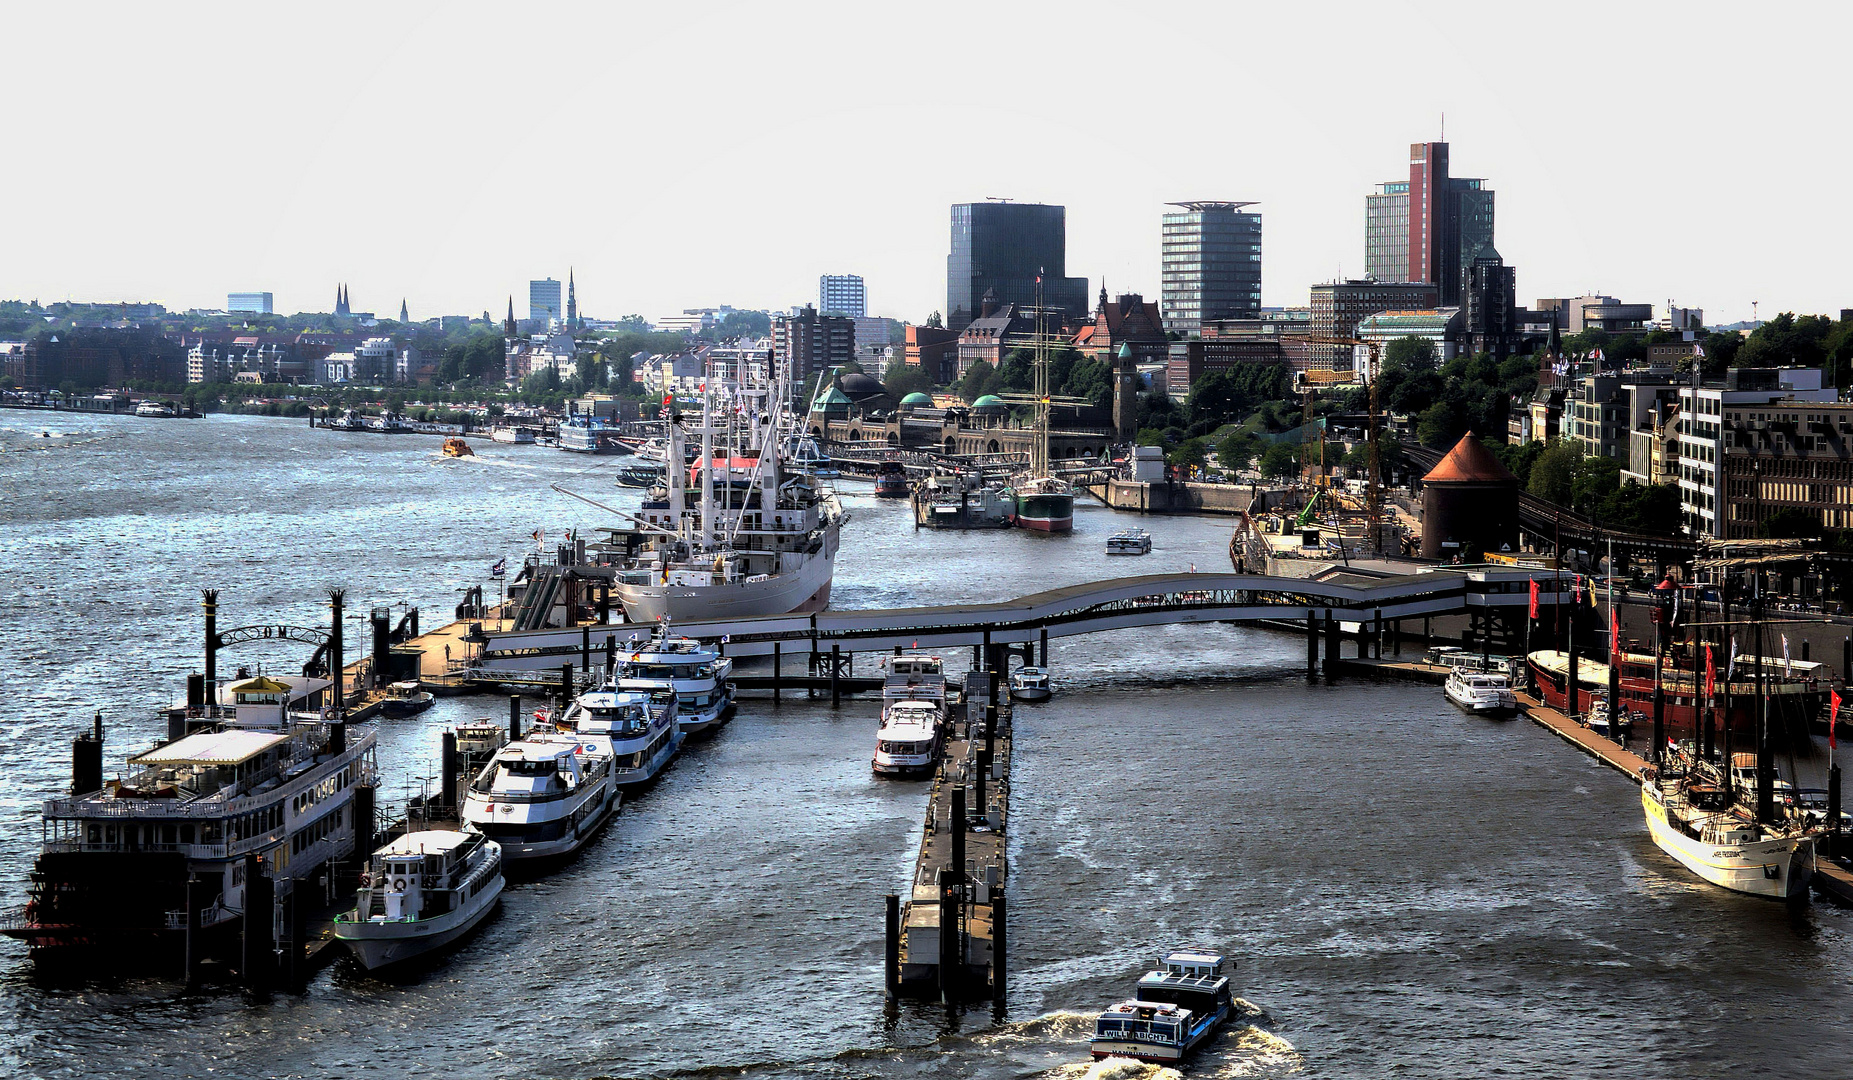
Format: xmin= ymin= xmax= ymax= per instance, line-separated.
xmin=699 ymin=361 xmax=715 ymax=552
xmin=1033 ymin=273 xmax=1049 ymax=478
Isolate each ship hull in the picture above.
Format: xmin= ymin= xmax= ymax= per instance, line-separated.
xmin=1642 ymin=786 xmax=1814 ymax=899
xmin=336 ymin=877 xmax=504 ymax=970
xmin=614 ymin=527 xmax=838 ymax=623
xmin=1013 ymin=492 xmax=1074 ymax=534
xmin=1528 ymin=656 xmax=1824 ymax=743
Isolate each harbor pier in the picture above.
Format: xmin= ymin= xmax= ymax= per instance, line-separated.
xmin=890 ymin=670 xmax=1011 ymax=1002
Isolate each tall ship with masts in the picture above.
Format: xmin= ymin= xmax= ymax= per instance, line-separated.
xmin=1004 ymin=280 xmax=1075 ymax=533
xmin=573 ymin=358 xmax=847 ymax=622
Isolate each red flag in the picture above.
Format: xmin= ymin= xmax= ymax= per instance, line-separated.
xmin=1528 ymin=578 xmax=1539 ymax=620
xmin=1833 ymin=689 xmax=1842 ymax=750
xmin=1704 ymin=644 xmax=1715 ymax=699
xmin=1610 ymin=606 xmax=1620 ymax=658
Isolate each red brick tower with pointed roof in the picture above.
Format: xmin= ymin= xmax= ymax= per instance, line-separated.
xmin=1419 ymin=432 xmax=1518 ymax=559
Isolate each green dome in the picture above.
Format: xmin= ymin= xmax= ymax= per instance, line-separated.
xmin=900 ymin=392 xmax=934 ymax=406
xmin=971 ymin=394 xmax=1007 ymax=411
xmin=813 ymin=386 xmax=853 ymax=406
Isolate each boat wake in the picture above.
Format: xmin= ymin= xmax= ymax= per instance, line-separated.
xmin=1048 ymin=1056 xmax=1184 ymax=1080
xmin=972 ymin=1009 xmax=1099 ymax=1044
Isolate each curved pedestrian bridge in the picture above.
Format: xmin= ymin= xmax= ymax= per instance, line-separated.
xmin=475 ymin=565 xmax=1566 ymax=671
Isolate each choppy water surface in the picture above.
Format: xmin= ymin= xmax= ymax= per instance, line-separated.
xmin=0 ymin=413 xmax=1849 ymax=1079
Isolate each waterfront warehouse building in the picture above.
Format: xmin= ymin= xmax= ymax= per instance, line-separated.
xmin=1419 ymin=432 xmax=1518 ymax=560
xmin=1160 ymin=201 xmax=1262 ymax=334
xmin=946 ymin=201 xmax=1088 ymax=331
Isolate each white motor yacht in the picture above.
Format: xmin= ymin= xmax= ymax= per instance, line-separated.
xmin=1009 ymin=666 xmax=1052 ymax=702
xmin=1443 ymin=668 xmax=1517 ymax=715
xmin=460 ymin=733 xmax=617 ymax=861
xmin=558 ymin=685 xmax=683 ymax=788
xmin=1105 ymin=528 xmax=1153 ymax=555
xmin=333 ymin=829 xmax=503 ymax=970
xmin=873 ymin=700 xmax=943 ymax=777
xmin=613 ymin=626 xmax=735 ymax=735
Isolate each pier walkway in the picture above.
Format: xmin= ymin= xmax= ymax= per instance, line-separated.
xmin=473 ymin=566 xmax=1565 ymax=673
xmin=891 ymin=672 xmax=1010 ymax=1001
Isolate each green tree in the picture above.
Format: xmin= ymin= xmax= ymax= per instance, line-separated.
xmin=1527 ymin=439 xmax=1581 ymax=506
xmin=958 ymin=359 xmax=998 ymax=402
xmin=1416 ymin=401 xmax=1459 ymax=449
xmin=1260 ymin=441 xmax=1300 ymax=479
xmin=1216 ymin=431 xmax=1259 ymax=473
xmin=882 ymin=363 xmax=935 ymax=400
xmin=1169 ymin=437 xmax=1208 ymax=470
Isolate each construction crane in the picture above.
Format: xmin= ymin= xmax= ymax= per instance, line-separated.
xmin=1284 ymin=336 xmax=1385 ymax=554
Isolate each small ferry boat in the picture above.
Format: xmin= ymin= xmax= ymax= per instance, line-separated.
xmin=1090 ymin=950 xmax=1236 ymax=1063
xmin=1105 ymin=528 xmax=1152 ymax=555
xmin=613 ymin=626 xmax=735 ymax=735
xmin=1642 ymin=764 xmax=1814 ymax=899
xmin=367 ymin=411 xmax=414 ymax=433
xmin=441 ymin=437 xmax=474 ymax=457
xmin=872 ymin=700 xmax=942 ymax=777
xmin=379 ymin=680 xmax=436 ymax=716
xmin=873 ymin=460 xmax=910 ymax=497
xmin=327 ymin=409 xmax=368 ymax=432
xmin=882 ymin=654 xmax=949 ymax=712
xmin=491 ymin=426 xmax=537 ymax=445
xmin=134 ymin=399 xmax=177 ymax=418
xmin=1443 ymin=669 xmax=1516 ymax=715
xmin=615 ymin=463 xmax=664 ymax=488
xmin=558 ymin=685 xmax=683 ymax=787
xmin=333 ymin=829 xmax=504 ymax=970
xmin=559 ymin=415 xmax=620 ymax=454
xmin=1009 ymin=666 xmax=1052 ymax=702
xmin=459 ymin=733 xmax=617 ymax=861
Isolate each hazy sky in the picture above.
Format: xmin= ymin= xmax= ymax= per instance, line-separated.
xmin=8 ymin=1 xmax=1849 ymax=327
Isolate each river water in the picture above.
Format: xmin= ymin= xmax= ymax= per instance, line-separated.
xmin=0 ymin=411 xmax=1849 ymax=1079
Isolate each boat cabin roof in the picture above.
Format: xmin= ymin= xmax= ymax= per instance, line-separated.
xmin=132 ymin=729 xmax=291 ymax=767
xmin=496 ymin=739 xmax=576 ymax=763
xmin=1100 ymin=999 xmax=1192 ymax=1021
xmin=377 ymin=830 xmax=474 ymax=858
xmin=1164 ymin=949 xmax=1226 ymax=971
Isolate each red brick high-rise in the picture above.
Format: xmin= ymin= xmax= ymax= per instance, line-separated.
xmin=1407 ymin=142 xmax=1455 ymax=306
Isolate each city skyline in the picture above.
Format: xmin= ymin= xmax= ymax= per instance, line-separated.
xmin=5 ymin=2 xmax=1850 ymax=326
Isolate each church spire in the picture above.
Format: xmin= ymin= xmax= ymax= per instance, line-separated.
xmin=504 ymin=296 xmax=517 ymax=338
xmin=399 ymin=298 xmax=408 ymax=323
xmin=567 ymin=267 xmax=577 ymax=329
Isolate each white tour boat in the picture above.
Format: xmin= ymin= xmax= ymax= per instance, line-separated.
xmin=872 ymin=700 xmax=943 ymax=777
xmin=134 ymin=399 xmax=178 ymax=418
xmin=333 ymin=829 xmax=504 ymax=970
xmin=1642 ymin=771 xmax=1814 ymax=900
xmin=558 ymin=685 xmax=684 ymax=788
xmin=1105 ymin=528 xmax=1153 ymax=555
xmin=1443 ymin=668 xmax=1517 ymax=715
xmin=613 ymin=626 xmax=735 ymax=735
xmin=1090 ymin=950 xmax=1236 ymax=1063
xmin=491 ymin=426 xmax=537 ymax=445
xmin=1009 ymin=666 xmax=1052 ymax=702
xmin=460 ymin=733 xmax=617 ymax=861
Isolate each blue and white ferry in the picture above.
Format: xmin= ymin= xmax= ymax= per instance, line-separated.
xmin=615 ymin=626 xmax=736 ymax=736
xmin=1089 ymin=950 xmax=1235 ymax=1063
xmin=560 ymin=685 xmax=684 ymax=789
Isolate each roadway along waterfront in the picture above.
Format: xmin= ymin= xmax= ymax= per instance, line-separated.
xmin=1 ymin=412 xmax=1851 ymax=1078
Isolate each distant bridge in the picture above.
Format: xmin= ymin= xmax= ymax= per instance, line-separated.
xmin=470 ymin=566 xmax=1567 ymax=673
